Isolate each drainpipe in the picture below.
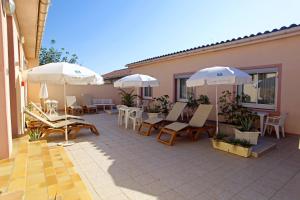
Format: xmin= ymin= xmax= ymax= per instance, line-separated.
xmin=35 ymin=0 xmax=51 ymax=59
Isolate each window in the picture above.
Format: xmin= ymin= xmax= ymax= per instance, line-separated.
xmin=176 ymin=77 xmax=194 ymax=101
xmin=143 ymin=86 xmax=152 ymax=99
xmin=238 ymin=68 xmax=278 ymax=110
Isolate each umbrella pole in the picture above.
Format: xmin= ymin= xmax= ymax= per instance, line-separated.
xmin=136 ymin=87 xmax=139 ymax=107
xmin=64 ymin=82 xmax=68 ymax=142
xmin=216 ymin=86 xmax=219 ymax=135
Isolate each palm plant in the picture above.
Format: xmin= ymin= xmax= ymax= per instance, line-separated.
xmin=119 ymin=89 xmax=136 ymax=107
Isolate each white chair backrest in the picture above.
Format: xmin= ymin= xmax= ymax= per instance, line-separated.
xmin=279 ymin=113 xmax=288 ymax=126
xmin=129 ymin=108 xmax=143 ymax=118
xmin=66 ymin=96 xmax=77 ymax=107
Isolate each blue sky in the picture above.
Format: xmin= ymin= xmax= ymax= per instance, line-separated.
xmin=43 ymin=0 xmax=300 ymax=75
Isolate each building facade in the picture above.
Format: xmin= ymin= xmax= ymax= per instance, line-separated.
xmin=125 ymin=24 xmax=300 ymax=135
xmin=0 ymin=0 xmax=49 ymax=159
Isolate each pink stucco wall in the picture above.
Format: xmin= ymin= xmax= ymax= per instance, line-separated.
xmin=28 ymin=83 xmax=123 ymax=110
xmin=0 ymin=3 xmax=13 ymax=159
xmin=128 ymin=34 xmax=300 ymax=135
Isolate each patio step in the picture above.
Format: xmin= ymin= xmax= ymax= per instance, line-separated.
xmin=0 ymin=136 xmax=92 ymax=200
xmin=251 ymin=140 xmax=277 ymax=158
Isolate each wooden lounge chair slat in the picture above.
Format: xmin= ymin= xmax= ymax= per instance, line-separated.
xmin=143 ymin=118 xmax=164 ymax=124
xmin=157 ymin=104 xmax=213 ymax=146
xmin=139 ymin=102 xmax=187 ymax=136
xmin=24 ymin=109 xmax=99 ymax=139
xmin=164 ymin=122 xmax=189 ymax=132
xmin=165 ymin=102 xmax=187 ymax=121
xmin=31 ymin=102 xmax=83 ymax=121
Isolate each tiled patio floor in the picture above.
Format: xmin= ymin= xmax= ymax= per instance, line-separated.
xmin=0 ymin=136 xmax=92 ymax=200
xmin=57 ymin=113 xmax=300 ymax=200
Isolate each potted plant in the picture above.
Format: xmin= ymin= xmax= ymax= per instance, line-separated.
xmin=154 ymin=95 xmax=170 ymax=116
xmin=218 ymin=90 xmax=252 ymax=136
xmin=119 ymin=89 xmax=136 ymax=107
xmin=234 ymin=113 xmax=260 ymax=145
xmin=198 ymin=94 xmax=210 ymax=105
xmin=27 ymin=128 xmax=42 ymax=142
xmin=146 ymin=101 xmax=161 ymax=119
xmin=211 ymin=134 xmax=253 ymax=158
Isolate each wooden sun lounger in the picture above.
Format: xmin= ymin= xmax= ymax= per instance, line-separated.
xmin=157 ymin=104 xmax=214 ymax=146
xmin=31 ymin=102 xmax=83 ymax=122
xmin=138 ymin=102 xmax=187 ymax=136
xmin=25 ymin=109 xmax=99 ymax=139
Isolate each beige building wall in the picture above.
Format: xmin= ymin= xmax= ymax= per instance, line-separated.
xmin=128 ymin=34 xmax=300 ymax=135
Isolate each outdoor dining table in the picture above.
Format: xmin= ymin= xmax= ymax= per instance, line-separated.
xmin=256 ymin=111 xmax=268 ymax=136
xmin=118 ymin=106 xmax=141 ymax=129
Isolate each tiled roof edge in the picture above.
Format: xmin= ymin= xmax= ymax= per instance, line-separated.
xmin=126 ymin=24 xmax=300 ymax=67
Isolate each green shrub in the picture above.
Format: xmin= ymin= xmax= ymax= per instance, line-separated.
xmin=228 ymin=138 xmax=252 ymax=148
xmin=219 ymin=90 xmax=253 ymax=125
xmin=198 ymin=94 xmax=210 ymax=104
xmin=28 ymin=128 xmax=42 ymax=141
xmin=154 ymin=95 xmax=170 ymax=113
xmin=147 ymin=103 xmax=161 ymax=113
xmin=239 ymin=113 xmax=258 ymax=131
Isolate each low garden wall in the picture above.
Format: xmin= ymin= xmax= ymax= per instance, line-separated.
xmin=28 ymin=83 xmax=125 ymax=109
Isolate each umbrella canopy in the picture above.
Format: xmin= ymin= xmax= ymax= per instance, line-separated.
xmin=186 ymin=66 xmax=252 ymax=134
xmin=23 ymin=62 xmax=102 ymax=145
xmin=186 ymin=66 xmax=252 ymax=87
xmin=114 ymin=74 xmax=159 ymax=88
xmin=39 ymin=82 xmax=48 ymax=99
xmin=24 ymin=62 xmax=100 ymax=85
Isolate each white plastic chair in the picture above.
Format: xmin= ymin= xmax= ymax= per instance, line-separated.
xmin=117 ymin=105 xmax=128 ymax=126
xmin=263 ymin=113 xmax=288 ymax=139
xmin=128 ymin=108 xmax=143 ymax=130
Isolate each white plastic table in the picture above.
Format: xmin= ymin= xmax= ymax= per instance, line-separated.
xmin=256 ymin=111 xmax=268 ymax=136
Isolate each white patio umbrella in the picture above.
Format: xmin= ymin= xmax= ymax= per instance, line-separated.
xmin=23 ymin=62 xmax=102 ymax=145
xmin=186 ymin=66 xmax=252 ymax=134
xmin=113 ymin=74 xmax=159 ymax=106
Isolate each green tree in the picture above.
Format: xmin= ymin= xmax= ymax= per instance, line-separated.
xmin=39 ymin=40 xmax=79 ymax=65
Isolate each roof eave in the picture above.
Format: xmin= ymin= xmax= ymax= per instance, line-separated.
xmin=126 ymin=25 xmax=300 ymax=68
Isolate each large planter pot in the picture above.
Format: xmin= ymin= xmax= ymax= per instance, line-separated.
xmin=219 ymin=123 xmax=236 ymax=136
xmin=147 ymin=112 xmax=159 ymax=119
xmin=211 ymin=139 xmax=252 ymax=158
xmin=234 ymin=128 xmax=260 ymax=145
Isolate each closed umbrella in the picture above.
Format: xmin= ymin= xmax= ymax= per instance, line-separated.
xmin=186 ymin=66 xmax=252 ymax=134
xmin=114 ymin=74 xmax=159 ymax=106
xmin=39 ymin=82 xmax=48 ymax=111
xmin=39 ymin=82 xmax=48 ymax=99
xmin=23 ymin=62 xmax=102 ymax=145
